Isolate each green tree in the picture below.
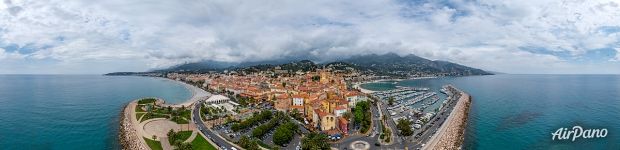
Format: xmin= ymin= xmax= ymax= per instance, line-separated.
xmin=290 ymin=109 xmax=303 ymax=121
xmin=301 ymin=132 xmax=330 ymax=150
xmin=273 ymin=122 xmax=299 ymax=146
xmin=342 ymin=111 xmax=353 ymax=120
xmin=354 ymin=101 xmax=371 ymax=132
xmin=311 ymin=76 xmax=320 ymax=81
xmin=175 ymin=142 xmax=192 ymax=150
xmin=388 ymin=96 xmax=395 ymax=106
xmin=167 ymin=129 xmax=175 ymax=140
xmin=237 ymin=136 xmax=260 ymax=150
xmin=397 ymin=119 xmax=413 ymax=136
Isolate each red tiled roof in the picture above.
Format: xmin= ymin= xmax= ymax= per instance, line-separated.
xmin=315 ymin=109 xmax=329 ymax=118
xmin=335 ymin=105 xmax=347 ymax=110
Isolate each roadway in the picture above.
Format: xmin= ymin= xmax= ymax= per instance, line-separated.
xmin=192 ymin=99 xmax=239 ymax=150
xmin=331 ymin=100 xmax=382 ymax=149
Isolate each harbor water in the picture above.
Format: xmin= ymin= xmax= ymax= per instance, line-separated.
xmin=361 ymin=74 xmax=620 ymax=149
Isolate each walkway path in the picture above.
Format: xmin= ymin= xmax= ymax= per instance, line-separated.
xmin=128 ymin=102 xmax=149 ymax=149
xmin=160 ymin=137 xmax=172 ymax=150
xmin=184 ymin=131 xmax=198 ymax=143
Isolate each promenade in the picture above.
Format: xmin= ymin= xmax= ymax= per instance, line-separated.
xmin=119 ymin=101 xmax=148 ymax=150
xmin=119 ymin=78 xmax=210 ymax=150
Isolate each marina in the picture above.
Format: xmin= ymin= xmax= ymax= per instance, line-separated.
xmin=370 ymin=86 xmax=457 ymax=131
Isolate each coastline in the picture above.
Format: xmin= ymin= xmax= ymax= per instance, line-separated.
xmin=354 ymin=77 xmax=437 ymax=94
xmin=422 ymin=88 xmax=471 ymax=150
xmin=353 ymin=82 xmax=378 ymax=94
xmin=159 ymin=77 xmax=211 ymax=107
xmin=118 ymin=100 xmax=148 ymax=150
xmin=118 ymin=77 xmax=211 ymax=150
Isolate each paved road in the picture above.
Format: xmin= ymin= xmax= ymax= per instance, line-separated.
xmin=192 ymin=100 xmax=239 ymax=150
xmin=331 ymin=101 xmax=382 ymax=149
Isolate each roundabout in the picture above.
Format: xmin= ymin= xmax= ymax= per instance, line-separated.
xmin=350 ymin=141 xmax=370 ymax=150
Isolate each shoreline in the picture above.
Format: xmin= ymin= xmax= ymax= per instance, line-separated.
xmin=353 ymin=82 xmax=378 ymax=94
xmin=159 ymin=77 xmax=210 ymax=107
xmin=354 ymin=77 xmax=438 ymax=94
xmin=118 ymin=77 xmax=210 ymax=150
xmin=422 ymin=87 xmax=471 ymax=149
xmin=118 ymin=100 xmax=148 ymax=150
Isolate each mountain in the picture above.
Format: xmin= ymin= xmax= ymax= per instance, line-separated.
xmin=235 ymin=60 xmax=319 ymax=74
xmin=340 ymin=53 xmax=492 ymax=76
xmin=151 ymin=57 xmax=316 ymax=73
xmin=114 ymin=53 xmax=492 ymax=77
xmin=152 ymin=60 xmax=236 ymax=72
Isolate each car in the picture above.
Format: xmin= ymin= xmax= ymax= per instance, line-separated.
xmin=375 ymin=143 xmax=381 ymax=146
xmin=231 ymin=147 xmax=238 ymax=150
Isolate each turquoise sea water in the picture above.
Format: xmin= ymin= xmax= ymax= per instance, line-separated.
xmin=0 ymin=75 xmax=191 ymax=150
xmin=361 ymin=74 xmax=620 ymax=149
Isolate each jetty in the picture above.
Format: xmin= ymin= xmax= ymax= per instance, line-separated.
xmin=422 ymin=86 xmax=471 ymax=150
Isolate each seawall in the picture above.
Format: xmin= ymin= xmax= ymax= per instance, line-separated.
xmin=422 ymin=88 xmax=472 ymax=150
xmin=118 ymin=101 xmax=148 ymax=150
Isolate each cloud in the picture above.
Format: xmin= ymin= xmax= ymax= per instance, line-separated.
xmin=611 ymin=48 xmax=620 ymax=62
xmin=0 ymin=0 xmax=620 ymax=74
xmin=0 ymin=48 xmax=23 ymax=60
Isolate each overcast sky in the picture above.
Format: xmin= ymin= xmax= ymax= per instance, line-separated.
xmin=1 ymin=0 xmax=620 ymax=74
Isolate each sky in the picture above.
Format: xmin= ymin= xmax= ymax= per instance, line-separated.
xmin=1 ymin=0 xmax=620 ymax=74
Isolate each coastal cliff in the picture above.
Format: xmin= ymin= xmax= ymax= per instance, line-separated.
xmin=118 ymin=102 xmax=148 ymax=150
xmin=423 ymin=89 xmax=472 ymax=150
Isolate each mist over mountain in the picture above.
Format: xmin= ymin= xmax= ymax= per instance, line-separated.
xmin=141 ymin=53 xmax=492 ymax=76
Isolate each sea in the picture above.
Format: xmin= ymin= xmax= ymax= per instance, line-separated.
xmin=0 ymin=75 xmax=191 ymax=150
xmin=360 ymin=74 xmax=620 ymax=149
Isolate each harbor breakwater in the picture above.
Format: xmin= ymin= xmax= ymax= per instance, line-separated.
xmin=118 ymin=101 xmax=148 ymax=150
xmin=423 ymin=87 xmax=471 ymax=150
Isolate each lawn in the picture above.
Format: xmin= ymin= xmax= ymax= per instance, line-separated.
xmin=171 ymin=116 xmax=189 ymax=124
xmin=140 ymin=113 xmax=170 ymax=122
xmin=177 ymin=131 xmax=193 ymax=141
xmin=143 ymin=137 xmax=163 ymax=150
xmin=169 ymin=131 xmax=194 ymax=144
xmin=180 ymin=109 xmax=191 ymax=120
xmin=138 ymin=98 xmax=157 ymax=104
xmin=136 ymin=113 xmax=145 ymax=121
xmin=191 ymin=134 xmax=217 ymax=150
xmin=135 ymin=105 xmax=145 ymax=112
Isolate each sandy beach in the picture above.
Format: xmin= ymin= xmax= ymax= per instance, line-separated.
xmin=354 ymin=82 xmax=378 ymax=94
xmin=355 ymin=77 xmax=439 ymax=94
xmin=160 ymin=78 xmax=211 ymax=107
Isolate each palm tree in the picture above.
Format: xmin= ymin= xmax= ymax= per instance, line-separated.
xmin=301 ymin=132 xmax=330 ymax=150
xmin=167 ymin=129 xmax=175 ymax=141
